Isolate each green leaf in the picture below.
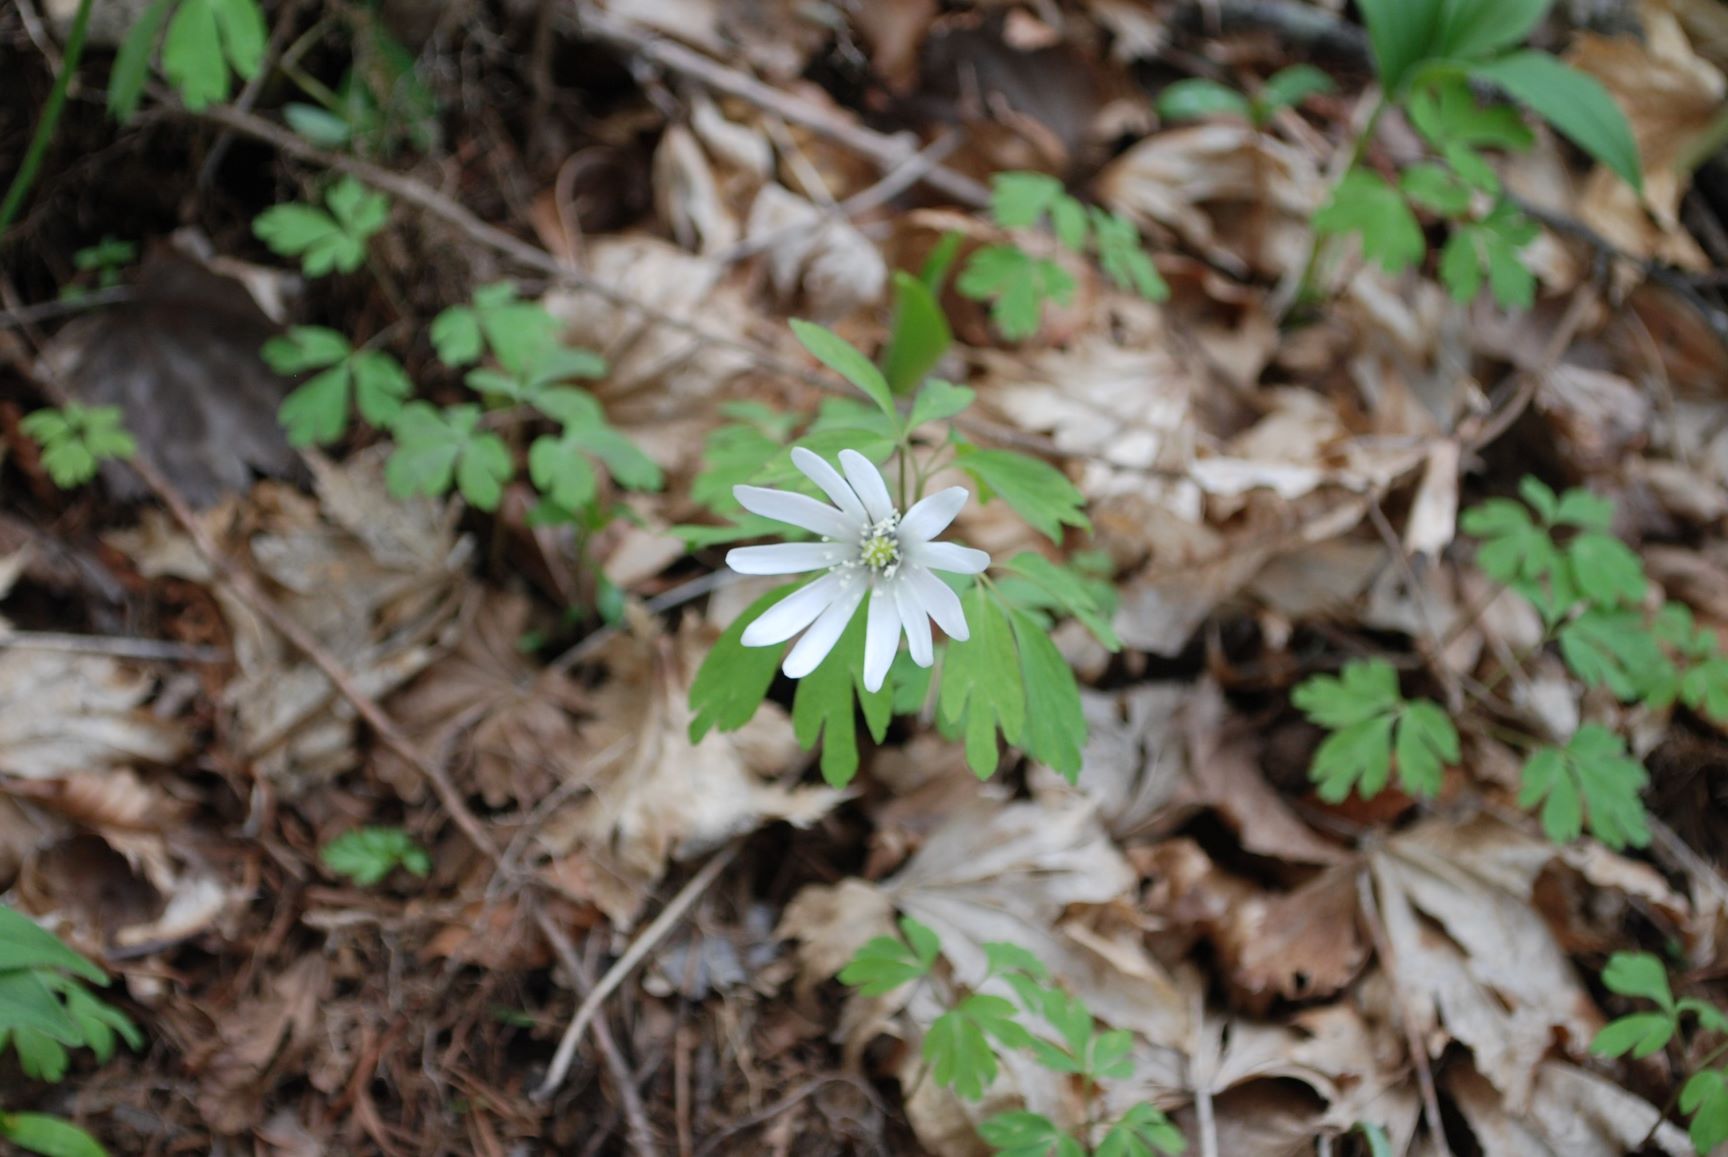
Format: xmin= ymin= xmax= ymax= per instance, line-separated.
xmin=349 ymin=351 xmax=412 ymax=427
xmin=1089 ymin=209 xmax=1168 ymax=301
xmin=790 ymin=319 xmax=897 ymax=424
xmin=688 ymin=587 xmax=794 ymax=741
xmin=60 ymin=984 xmax=139 ymax=1062
xmin=979 ymin=1112 xmax=1086 ymax=1157
xmin=990 ymin=172 xmax=1067 ymax=230
xmin=1437 ymin=0 xmax=1552 ymax=62
xmin=321 ymin=826 xmax=430 ymax=886
xmin=13 ymin=1026 xmax=70 ymax=1083
xmin=1258 ymin=65 xmax=1335 ymax=117
xmin=528 ymin=436 xmax=598 ymax=510
xmin=284 ymin=104 xmax=355 ymax=147
xmin=1591 ymin=1011 xmax=1676 ymax=1059
xmin=1395 ymin=700 xmax=1460 ymax=797
xmin=1357 ymin=0 xmax=1445 ymax=93
xmin=565 ymin=426 xmax=663 ymax=492
xmin=1292 ymin=660 xmax=1402 ymax=729
xmin=1554 ymin=486 xmax=1613 ymax=530
xmin=162 ymin=0 xmax=225 ymax=109
xmin=956 ymin=245 xmax=1076 ymax=341
xmin=0 ymin=971 xmax=84 ymax=1047
xmin=0 ymin=1113 xmax=108 ymax=1157
xmin=1682 ymin=656 xmax=1728 ymax=723
xmin=0 ymin=909 xmax=106 ymax=983
xmin=1000 ymin=552 xmax=1120 ymax=650
xmin=883 ymin=271 xmax=953 ymax=395
xmin=212 ymin=0 xmax=265 ymax=79
xmin=1461 ymin=494 xmax=1558 ymax=585
xmin=1157 ymin=79 xmax=1252 ymax=123
xmin=384 ymin=403 xmax=512 ymax=510
xmin=939 ymin=589 xmax=1024 ymax=778
xmin=1401 ymin=164 xmax=1473 ymax=216
xmin=1470 ymin=53 xmax=1642 ymax=191
xmin=1568 ymin=531 xmax=1646 ymax=607
xmin=837 ymin=916 xmax=940 ymax=996
xmin=264 ymin=330 xmax=410 ymax=446
xmin=1558 ymin=610 xmax=1672 ymax=701
xmin=792 ymin=603 xmax=893 ymax=788
xmin=1518 ymin=725 xmax=1649 ymax=849
xmin=1096 ymin=1102 xmax=1187 ymax=1157
xmin=1356 ymin=1123 xmax=1394 ymax=1157
xmin=108 ymin=0 xmax=174 ymax=120
xmin=1601 ymin=951 xmax=1675 ymax=1009
xmin=1010 ymin=610 xmax=1085 ymax=782
xmin=907 ymin=379 xmax=974 ymax=431
xmin=1408 ymin=78 xmax=1534 ymax=193
xmin=983 ymin=941 xmax=1049 ymax=982
xmin=254 ymin=177 xmax=388 ymax=277
xmin=19 ymin=405 xmax=136 ymax=488
xmin=1310 ymin=716 xmax=1396 ymax=802
xmin=957 ymin=447 xmax=1090 ymax=542
xmin=1314 ymin=169 xmax=1426 ymax=273
xmin=1682 ymin=1070 xmax=1728 ymax=1154
xmin=926 ymin=1006 xmax=999 ymax=1101
xmin=1442 ymin=202 xmax=1540 ymax=309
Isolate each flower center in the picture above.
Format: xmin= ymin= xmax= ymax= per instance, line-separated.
xmin=857 ymin=516 xmax=901 ymax=577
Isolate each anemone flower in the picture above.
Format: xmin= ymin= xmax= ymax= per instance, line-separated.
xmin=726 ymin=448 xmax=990 ymax=691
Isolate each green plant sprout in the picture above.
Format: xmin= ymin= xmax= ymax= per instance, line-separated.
xmin=321 ymin=826 xmax=431 ymax=886
xmin=840 ymin=919 xmax=1184 ymax=1156
xmin=62 ymin=237 xmax=139 ymax=298
xmin=19 ymin=405 xmax=137 ymax=489
xmin=253 ymin=175 xmax=390 ymax=277
xmin=955 ymin=173 xmax=1169 ymax=340
xmin=1157 ymin=64 xmax=1335 ymax=129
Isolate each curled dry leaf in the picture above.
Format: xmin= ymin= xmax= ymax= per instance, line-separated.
xmin=536 ymin=617 xmax=832 ymax=926
xmin=0 ymin=649 xmax=189 ymax=779
xmin=187 ymin=954 xmax=331 ymax=1135
xmin=1368 ymin=816 xmax=1601 ymax=1110
xmin=744 ymin=184 xmax=888 ymax=320
xmin=1445 ymin=1061 xmax=1692 ymax=1156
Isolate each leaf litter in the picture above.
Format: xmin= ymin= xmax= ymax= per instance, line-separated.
xmin=8 ymin=0 xmax=1728 ymax=1153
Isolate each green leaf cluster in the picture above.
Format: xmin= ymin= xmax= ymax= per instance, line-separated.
xmin=262 ymin=326 xmax=411 ymax=446
xmin=19 ymin=405 xmax=136 ymax=489
xmin=1157 ymin=65 xmax=1335 ymax=128
xmin=110 ymin=0 xmax=266 ymax=118
xmin=1590 ymin=952 xmax=1728 ymax=1154
xmin=1519 ymin=725 xmax=1649 ymax=849
xmin=1292 ymin=660 xmax=1460 ymax=802
xmin=1356 ymin=0 xmax=1640 ymax=191
xmin=0 ymin=906 xmax=140 ymax=1089
xmin=957 ymin=173 xmax=1168 ymax=340
xmin=321 ymin=826 xmax=431 ymax=886
xmin=283 ymin=13 xmax=440 ymax=156
xmin=838 ymin=922 xmax=1183 ymax=1155
xmin=253 ymin=176 xmax=390 ymax=277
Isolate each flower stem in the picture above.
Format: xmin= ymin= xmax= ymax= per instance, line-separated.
xmin=0 ymin=0 xmax=95 ymax=237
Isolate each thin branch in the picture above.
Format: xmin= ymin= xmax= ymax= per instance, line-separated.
xmin=534 ymin=908 xmax=661 ymax=1156
xmin=532 ymin=840 xmax=741 ymax=1102
xmin=0 ymin=630 xmax=227 ymax=663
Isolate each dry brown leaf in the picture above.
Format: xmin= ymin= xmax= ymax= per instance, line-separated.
xmin=191 ymin=954 xmax=330 ymax=1135
xmin=744 ymin=184 xmax=888 ymax=319
xmin=0 ymin=649 xmax=188 ymax=779
xmin=109 ymin=452 xmax=467 ymax=793
xmin=1369 ymin=816 xmax=1601 ymax=1109
xmin=1446 ymin=1061 xmax=1692 ymax=1156
xmin=536 ymin=618 xmax=830 ymax=926
xmin=1031 ymin=683 xmax=1200 ymax=843
xmin=542 ymin=236 xmax=758 ymax=431
xmin=379 ymin=591 xmax=585 ymax=808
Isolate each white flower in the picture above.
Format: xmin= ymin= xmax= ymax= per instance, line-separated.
xmin=726 ymin=448 xmax=991 ymax=693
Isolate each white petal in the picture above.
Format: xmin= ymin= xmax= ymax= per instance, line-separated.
xmin=863 ymin=587 xmax=902 ymax=693
xmin=839 ymin=449 xmax=895 ymax=524
xmin=742 ymin=573 xmax=846 ymax=646
xmin=905 ymin=565 xmax=969 ymax=641
xmin=726 ymin=542 xmax=849 ymax=576
xmin=782 ymin=581 xmax=867 ymax=678
xmin=791 ymin=448 xmax=868 ymax=525
xmin=908 ymin=540 xmax=992 ymax=575
xmin=898 ymin=487 xmax=969 ymax=544
xmin=892 ymin=580 xmax=933 ymax=667
xmin=734 ymin=485 xmax=856 ymax=539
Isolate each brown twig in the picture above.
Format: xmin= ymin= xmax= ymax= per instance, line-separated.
xmin=1357 ymin=869 xmax=1452 ymax=1157
xmin=532 ymin=840 xmax=742 ymax=1102
xmin=0 ymin=630 xmax=227 ymax=663
xmin=534 ymin=908 xmax=661 ymax=1156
